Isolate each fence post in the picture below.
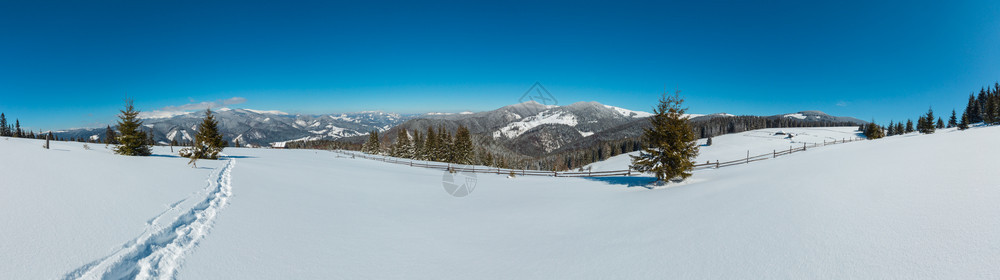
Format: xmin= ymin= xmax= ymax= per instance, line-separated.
xmin=803 ymin=143 xmax=806 ymax=151
xmin=716 ymin=160 xmax=719 ymax=169
xmin=554 ymin=171 xmax=558 ymax=177
xmin=746 ymin=150 xmax=749 ymax=164
xmin=627 ymin=168 xmax=631 ymax=176
xmin=773 ymin=150 xmax=776 ymax=158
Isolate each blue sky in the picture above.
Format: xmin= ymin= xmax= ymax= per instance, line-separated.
xmin=1 ymin=0 xmax=999 ymax=130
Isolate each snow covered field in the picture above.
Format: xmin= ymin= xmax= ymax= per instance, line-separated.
xmin=3 ymin=125 xmax=1000 ymax=279
xmin=586 ymin=126 xmax=864 ymax=171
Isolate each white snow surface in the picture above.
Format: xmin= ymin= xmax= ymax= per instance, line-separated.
xmin=3 ymin=125 xmax=1000 ymax=279
xmin=784 ymin=113 xmax=807 ymax=119
xmin=492 ymin=110 xmax=578 ymax=139
xmin=586 ymin=126 xmax=864 ymax=172
xmin=603 ymin=105 xmax=653 ymax=118
xmin=242 ymin=109 xmax=288 ymax=115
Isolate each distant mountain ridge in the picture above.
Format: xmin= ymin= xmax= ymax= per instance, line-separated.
xmin=53 ymin=102 xmax=864 ymax=154
xmin=54 ymin=108 xmax=417 ymax=147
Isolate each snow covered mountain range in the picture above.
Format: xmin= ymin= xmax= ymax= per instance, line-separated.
xmin=52 ymin=101 xmax=863 ymax=150
xmin=54 ymin=109 xmax=415 ymax=147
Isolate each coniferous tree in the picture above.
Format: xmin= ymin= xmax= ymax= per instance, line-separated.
xmin=978 ymin=89 xmax=989 ymax=123
xmin=863 ymin=121 xmax=885 ymax=139
xmin=919 ymin=108 xmax=936 ymax=134
xmin=181 ymin=109 xmax=226 ymax=159
xmin=706 ymin=136 xmax=713 ymax=146
xmin=936 ymin=117 xmax=945 ymax=129
xmin=905 ymin=119 xmax=914 ymax=133
xmin=14 ymin=119 xmax=21 ymax=138
xmin=436 ymin=126 xmax=451 ymax=162
xmin=104 ymin=125 xmax=118 ymax=144
xmin=113 ymin=99 xmax=152 ymax=156
xmin=363 ymin=130 xmax=380 ymax=154
xmin=948 ymin=110 xmax=958 ymax=128
xmin=412 ymin=130 xmax=424 ymax=159
xmin=959 ymin=110 xmax=970 ymax=130
xmin=0 ymin=113 xmax=7 ymax=137
xmin=452 ymin=125 xmax=473 ymax=164
xmin=966 ymin=94 xmax=981 ymax=123
xmin=631 ymin=91 xmax=699 ymax=183
xmin=424 ymin=127 xmax=437 ymax=160
xmin=392 ymin=129 xmax=412 ymax=158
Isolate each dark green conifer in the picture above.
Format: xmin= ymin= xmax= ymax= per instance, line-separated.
xmin=114 ymin=99 xmax=152 ymax=156
xmin=948 ymin=110 xmax=958 ymax=128
xmin=631 ymin=91 xmax=699 ymax=183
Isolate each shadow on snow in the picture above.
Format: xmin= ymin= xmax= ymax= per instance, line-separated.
xmin=582 ymin=176 xmax=658 ymax=188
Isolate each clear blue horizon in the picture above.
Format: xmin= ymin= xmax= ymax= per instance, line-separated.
xmin=2 ymin=0 xmax=999 ymax=130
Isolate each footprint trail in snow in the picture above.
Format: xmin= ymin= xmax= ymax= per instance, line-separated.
xmin=63 ymin=159 xmax=235 ymax=280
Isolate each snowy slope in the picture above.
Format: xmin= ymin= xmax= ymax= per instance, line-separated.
xmin=0 ymin=138 xmax=227 ymax=279
xmin=4 ymin=125 xmax=1000 ymax=279
xmin=585 ymin=126 xmax=863 ymax=171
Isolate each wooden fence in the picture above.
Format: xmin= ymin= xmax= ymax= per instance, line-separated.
xmin=333 ymin=137 xmax=863 ymax=177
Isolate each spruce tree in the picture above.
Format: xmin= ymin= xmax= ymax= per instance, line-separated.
xmin=0 ymin=113 xmax=7 ymax=137
xmin=977 ymin=90 xmax=988 ymax=123
xmin=905 ymin=119 xmax=914 ymax=133
xmin=863 ymin=120 xmax=885 ymax=139
xmin=104 ymin=125 xmax=118 ymax=144
xmin=14 ymin=119 xmax=21 ymax=138
xmin=959 ymin=110 xmax=970 ymax=130
xmin=437 ymin=126 xmax=451 ymax=162
xmin=182 ymin=109 xmax=226 ymax=159
xmin=948 ymin=110 xmax=958 ymax=128
xmin=966 ymin=94 xmax=981 ymax=123
xmin=936 ymin=118 xmax=945 ymax=129
xmin=113 ymin=99 xmax=152 ymax=156
xmin=452 ymin=125 xmax=473 ymax=164
xmin=631 ymin=91 xmax=699 ymax=183
xmin=424 ymin=127 xmax=437 ymax=160
xmin=412 ymin=130 xmax=424 ymax=159
xmin=392 ymin=129 xmax=412 ymax=158
xmin=363 ymin=130 xmax=380 ymax=154
xmin=919 ymin=108 xmax=936 ymax=134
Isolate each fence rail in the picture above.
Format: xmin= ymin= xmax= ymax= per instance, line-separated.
xmin=333 ymin=137 xmax=863 ymax=177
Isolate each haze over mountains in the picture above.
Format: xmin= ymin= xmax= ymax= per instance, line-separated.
xmin=52 ymin=101 xmax=865 ymax=152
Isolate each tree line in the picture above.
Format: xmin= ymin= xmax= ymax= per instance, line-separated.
xmin=361 ymin=125 xmax=476 ymax=164
xmin=863 ymin=82 xmax=1000 ymax=139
